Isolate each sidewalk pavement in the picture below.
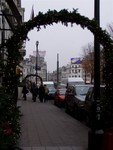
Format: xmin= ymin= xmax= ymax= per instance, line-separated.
xmin=17 ymin=93 xmax=89 ymax=150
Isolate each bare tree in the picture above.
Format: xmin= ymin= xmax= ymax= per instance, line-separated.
xmin=107 ymin=23 xmax=113 ymax=39
xmin=81 ymin=42 xmax=104 ymax=84
xmin=81 ymin=43 xmax=94 ymax=84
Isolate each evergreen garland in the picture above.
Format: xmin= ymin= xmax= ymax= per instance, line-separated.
xmin=0 ymin=9 xmax=113 ymax=129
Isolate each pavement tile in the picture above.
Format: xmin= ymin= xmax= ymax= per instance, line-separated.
xmin=18 ymin=94 xmax=89 ymax=150
xmin=59 ymin=146 xmax=72 ymax=150
xmin=32 ymin=147 xmax=45 ymax=150
xmin=46 ymin=146 xmax=59 ymax=150
xmin=72 ymin=147 xmax=88 ymax=150
xmin=21 ymin=147 xmax=31 ymax=150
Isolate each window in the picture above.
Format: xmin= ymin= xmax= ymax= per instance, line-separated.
xmin=72 ymin=70 xmax=74 ymax=73
xmin=78 ymin=69 xmax=80 ymax=73
xmin=75 ymin=70 xmax=77 ymax=73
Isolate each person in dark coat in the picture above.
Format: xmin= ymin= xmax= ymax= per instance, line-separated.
xmin=39 ymin=83 xmax=45 ymax=102
xmin=44 ymin=84 xmax=49 ymax=102
xmin=30 ymin=83 xmax=39 ymax=102
xmin=22 ymin=85 xmax=28 ymax=100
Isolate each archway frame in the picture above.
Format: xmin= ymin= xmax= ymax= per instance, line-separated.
xmin=1 ymin=9 xmax=113 ymax=127
xmin=22 ymin=74 xmax=43 ymax=84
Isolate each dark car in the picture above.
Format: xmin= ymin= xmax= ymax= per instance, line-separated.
xmin=65 ymin=84 xmax=93 ymax=119
xmin=54 ymin=88 xmax=66 ymax=107
xmin=83 ymin=85 xmax=105 ymax=126
xmin=48 ymin=86 xmax=56 ymax=100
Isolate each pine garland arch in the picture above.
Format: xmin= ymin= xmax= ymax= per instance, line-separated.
xmin=1 ymin=9 xmax=113 ymax=116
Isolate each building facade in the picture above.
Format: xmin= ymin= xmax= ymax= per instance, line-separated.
xmin=51 ymin=58 xmax=85 ymax=84
xmin=0 ymin=0 xmax=25 ymax=84
xmin=22 ymin=53 xmax=47 ymax=84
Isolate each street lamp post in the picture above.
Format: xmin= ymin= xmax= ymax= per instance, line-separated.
xmin=88 ymin=0 xmax=104 ymax=150
xmin=57 ymin=53 xmax=59 ymax=87
xmin=36 ymin=41 xmax=39 ymax=85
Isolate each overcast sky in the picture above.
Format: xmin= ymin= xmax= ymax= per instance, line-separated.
xmin=21 ymin=0 xmax=113 ymax=72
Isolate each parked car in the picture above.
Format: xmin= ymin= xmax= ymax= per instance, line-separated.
xmin=56 ymin=83 xmax=67 ymax=89
xmin=54 ymin=88 xmax=66 ymax=107
xmin=43 ymin=81 xmax=56 ymax=99
xmin=65 ymin=84 xmax=93 ymax=119
xmin=48 ymin=86 xmax=56 ymax=100
xmin=83 ymin=85 xmax=105 ymax=126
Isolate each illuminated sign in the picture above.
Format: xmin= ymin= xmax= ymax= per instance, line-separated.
xmin=33 ymin=50 xmax=46 ymax=58
xmin=71 ymin=58 xmax=81 ymax=64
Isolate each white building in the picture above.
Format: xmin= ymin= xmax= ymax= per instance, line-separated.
xmin=51 ymin=57 xmax=85 ymax=84
xmin=22 ymin=53 xmax=47 ymax=84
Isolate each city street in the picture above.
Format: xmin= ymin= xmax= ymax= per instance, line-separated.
xmin=17 ymin=93 xmax=89 ymax=150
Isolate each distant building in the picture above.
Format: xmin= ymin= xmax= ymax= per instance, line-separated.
xmin=22 ymin=52 xmax=47 ymax=83
xmin=50 ymin=57 xmax=92 ymax=85
xmin=68 ymin=57 xmax=83 ymax=78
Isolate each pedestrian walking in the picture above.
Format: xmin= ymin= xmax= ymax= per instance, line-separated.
xmin=44 ymin=84 xmax=49 ymax=102
xmin=30 ymin=83 xmax=39 ymax=102
xmin=22 ymin=85 xmax=29 ymax=101
xmin=39 ymin=83 xmax=45 ymax=102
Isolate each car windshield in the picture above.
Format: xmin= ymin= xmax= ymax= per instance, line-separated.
xmin=48 ymin=87 xmax=56 ymax=92
xmin=69 ymin=82 xmax=85 ymax=86
xmin=47 ymin=85 xmax=54 ymax=88
xmin=75 ymin=86 xmax=91 ymax=95
xmin=59 ymin=89 xmax=66 ymax=95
